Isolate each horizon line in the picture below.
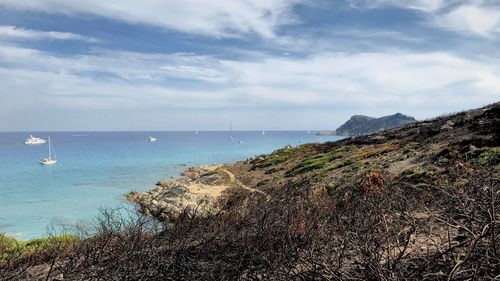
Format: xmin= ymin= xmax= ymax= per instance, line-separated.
xmin=0 ymin=129 xmax=332 ymax=133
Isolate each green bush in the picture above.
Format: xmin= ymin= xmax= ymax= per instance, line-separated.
xmin=466 ymin=147 xmax=500 ymax=165
xmin=0 ymin=233 xmax=78 ymax=261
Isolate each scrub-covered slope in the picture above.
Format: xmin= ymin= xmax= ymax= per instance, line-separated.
xmin=1 ymin=102 xmax=499 ymax=280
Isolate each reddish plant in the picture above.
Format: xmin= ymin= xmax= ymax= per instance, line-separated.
xmin=361 ymin=172 xmax=385 ymax=194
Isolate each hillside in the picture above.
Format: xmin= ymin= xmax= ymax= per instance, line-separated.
xmin=336 ymin=112 xmax=416 ymax=136
xmin=1 ymin=102 xmax=499 ymax=280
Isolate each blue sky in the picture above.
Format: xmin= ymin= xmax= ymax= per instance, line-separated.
xmin=0 ymin=0 xmax=499 ymax=131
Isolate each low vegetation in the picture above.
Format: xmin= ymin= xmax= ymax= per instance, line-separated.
xmin=1 ymin=162 xmax=497 ymax=280
xmin=1 ymin=102 xmax=498 ymax=280
xmin=0 ymin=234 xmax=78 ymax=263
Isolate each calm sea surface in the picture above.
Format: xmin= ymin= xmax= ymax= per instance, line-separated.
xmin=0 ymin=131 xmax=341 ymax=239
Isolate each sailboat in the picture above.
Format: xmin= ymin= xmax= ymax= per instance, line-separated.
xmin=40 ymin=137 xmax=57 ymax=165
xmin=229 ymin=121 xmax=234 ymax=140
xmin=262 ymin=130 xmax=265 ymax=135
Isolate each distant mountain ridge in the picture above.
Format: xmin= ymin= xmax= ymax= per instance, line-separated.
xmin=336 ymin=112 xmax=416 ymax=136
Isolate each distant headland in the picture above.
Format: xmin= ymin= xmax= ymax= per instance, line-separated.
xmin=317 ymin=112 xmax=416 ymax=136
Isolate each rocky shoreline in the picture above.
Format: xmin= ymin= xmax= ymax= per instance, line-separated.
xmin=315 ymin=130 xmax=337 ymax=136
xmin=127 ymin=164 xmax=236 ymax=221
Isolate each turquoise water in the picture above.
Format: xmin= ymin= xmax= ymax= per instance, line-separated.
xmin=0 ymin=131 xmax=341 ymax=239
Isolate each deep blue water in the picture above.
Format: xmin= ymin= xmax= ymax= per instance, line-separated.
xmin=0 ymin=131 xmax=341 ymax=239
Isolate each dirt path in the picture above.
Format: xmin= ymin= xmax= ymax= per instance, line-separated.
xmin=128 ymin=165 xmax=271 ymax=222
xmin=221 ymin=168 xmax=271 ymax=201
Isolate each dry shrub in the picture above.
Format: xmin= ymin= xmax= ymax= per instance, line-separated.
xmin=1 ymin=163 xmax=498 ymax=280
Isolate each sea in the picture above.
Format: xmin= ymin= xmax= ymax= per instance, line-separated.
xmin=0 ymin=131 xmax=342 ymax=239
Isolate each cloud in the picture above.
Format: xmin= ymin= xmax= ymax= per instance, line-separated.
xmin=0 ymin=45 xmax=230 ymax=84
xmin=350 ymin=0 xmax=500 ymax=38
xmin=0 ymin=45 xmax=498 ymax=118
xmin=435 ymin=4 xmax=500 ymax=38
xmin=0 ymin=0 xmax=305 ymax=38
xmin=348 ymin=0 xmax=448 ymax=12
xmin=0 ymin=25 xmax=98 ymax=42
xmin=0 ymin=1 xmax=497 ymax=130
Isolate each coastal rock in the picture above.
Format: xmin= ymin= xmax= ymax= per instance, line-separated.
xmin=316 ymin=131 xmax=336 ymax=136
xmin=156 ymin=179 xmax=176 ymax=187
xmin=128 ymin=165 xmax=230 ymax=222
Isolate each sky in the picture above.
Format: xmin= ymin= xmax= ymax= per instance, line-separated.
xmin=0 ymin=0 xmax=499 ymax=131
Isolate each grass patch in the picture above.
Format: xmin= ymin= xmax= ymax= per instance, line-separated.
xmin=343 ymin=162 xmax=360 ymax=172
xmin=287 ymin=152 xmax=342 ymax=176
xmin=465 ymin=147 xmax=500 ymax=165
xmin=351 ymin=143 xmax=397 ymax=161
xmin=323 ymin=159 xmax=355 ymax=172
xmin=0 ymin=234 xmax=78 ymax=261
xmin=252 ymin=148 xmax=298 ymax=169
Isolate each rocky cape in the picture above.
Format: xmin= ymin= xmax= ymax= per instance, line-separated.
xmin=128 ymin=164 xmax=268 ymax=222
xmin=335 ymin=112 xmax=416 ymax=136
xmin=128 ymin=103 xmax=498 ymax=223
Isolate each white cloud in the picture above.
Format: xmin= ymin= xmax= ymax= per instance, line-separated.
xmin=435 ymin=5 xmax=500 ymax=38
xmin=0 ymin=25 xmax=98 ymax=42
xmin=0 ymin=0 xmax=304 ymax=38
xmin=0 ymin=1 xmax=497 ymax=130
xmin=352 ymin=0 xmax=500 ymax=38
xmin=349 ymin=0 xmax=448 ymax=12
xmin=0 ymin=45 xmax=231 ymax=83
xmin=0 ymin=45 xmax=498 ymax=119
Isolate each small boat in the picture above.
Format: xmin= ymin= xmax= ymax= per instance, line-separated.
xmin=229 ymin=136 xmax=234 ymax=141
xmin=40 ymin=137 xmax=57 ymax=165
xmin=262 ymin=130 xmax=265 ymax=135
xmin=25 ymin=135 xmax=47 ymax=145
xmin=195 ymin=131 xmax=199 ymax=135
xmin=307 ymin=130 xmax=310 ymax=134
xmin=148 ymin=136 xmax=157 ymax=142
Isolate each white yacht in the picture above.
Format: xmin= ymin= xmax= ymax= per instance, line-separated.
xmin=25 ymin=135 xmax=47 ymax=145
xmin=148 ymin=136 xmax=157 ymax=142
xmin=40 ymin=137 xmax=57 ymax=165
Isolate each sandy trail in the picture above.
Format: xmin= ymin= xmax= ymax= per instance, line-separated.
xmin=220 ymin=168 xmax=270 ymax=201
xmin=128 ymin=164 xmax=270 ymax=221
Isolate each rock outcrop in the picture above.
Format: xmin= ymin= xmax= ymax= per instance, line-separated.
xmin=316 ymin=131 xmax=336 ymax=136
xmin=336 ymin=113 xmax=416 ymax=136
xmin=127 ymin=165 xmax=233 ymax=221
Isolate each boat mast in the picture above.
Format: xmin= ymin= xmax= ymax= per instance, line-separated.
xmin=48 ymin=137 xmax=51 ymax=160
